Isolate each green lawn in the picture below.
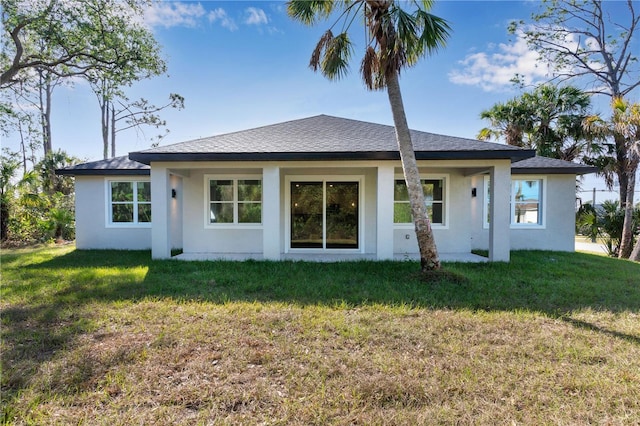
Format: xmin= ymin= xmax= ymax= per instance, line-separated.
xmin=2 ymin=245 xmax=639 ymax=424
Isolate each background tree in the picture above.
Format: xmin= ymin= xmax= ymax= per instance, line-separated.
xmin=478 ymin=100 xmax=528 ymax=148
xmin=479 ymin=84 xmax=592 ymax=161
xmin=584 ymin=98 xmax=640 ymax=259
xmin=84 ymin=13 xmax=184 ymax=159
xmin=0 ymin=149 xmax=21 ymax=240
xmin=511 ymin=0 xmax=640 ymax=259
xmin=0 ymin=0 xmax=150 ymax=88
xmin=287 ymin=0 xmax=451 ymax=271
xmin=0 ymin=94 xmax=41 ymax=173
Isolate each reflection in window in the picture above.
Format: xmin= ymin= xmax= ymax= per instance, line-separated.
xmin=209 ymin=179 xmax=262 ymax=224
xmin=109 ymin=181 xmax=151 ymax=224
xmin=484 ymin=178 xmax=543 ymax=226
xmin=393 ymin=179 xmax=444 ymax=224
xmin=513 ymin=179 xmax=541 ymax=224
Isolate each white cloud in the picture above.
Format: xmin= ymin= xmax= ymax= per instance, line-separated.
xmin=208 ymin=8 xmax=238 ymax=31
xmin=244 ymin=7 xmax=268 ymax=26
xmin=143 ymin=2 xmax=206 ymax=29
xmin=449 ymin=31 xmax=549 ymax=92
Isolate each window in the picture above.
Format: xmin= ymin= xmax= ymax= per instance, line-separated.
xmin=108 ymin=181 xmax=151 ymax=225
xmin=512 ymin=179 xmax=542 ymax=225
xmin=484 ymin=177 xmax=545 ymax=227
xmin=208 ymin=178 xmax=262 ymax=224
xmin=394 ymin=178 xmax=445 ymax=225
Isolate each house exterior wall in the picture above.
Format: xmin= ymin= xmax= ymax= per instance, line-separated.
xmin=169 ymin=174 xmax=183 ymax=250
xmin=392 ymin=167 xmax=472 ymax=255
xmin=182 ymin=168 xmax=263 ymax=254
xmin=470 ymin=174 xmax=576 ymax=252
xmin=74 ymin=176 xmax=151 ymax=250
xmin=73 ymin=160 xmax=577 ymax=258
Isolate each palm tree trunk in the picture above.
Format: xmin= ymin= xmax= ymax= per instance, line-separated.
xmin=618 ymin=162 xmax=637 ymax=258
xmin=386 ymin=70 xmax=440 ymax=271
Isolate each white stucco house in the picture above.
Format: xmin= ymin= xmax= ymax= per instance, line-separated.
xmin=57 ymin=115 xmax=596 ymax=262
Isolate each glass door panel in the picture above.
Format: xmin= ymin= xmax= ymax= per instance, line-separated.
xmin=326 ymin=182 xmax=358 ymax=249
xmin=291 ymin=182 xmax=323 ymax=248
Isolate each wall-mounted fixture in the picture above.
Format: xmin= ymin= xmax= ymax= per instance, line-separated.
xmin=471 ymin=188 xmax=477 ymax=197
xmin=171 ymin=189 xmax=177 ymax=198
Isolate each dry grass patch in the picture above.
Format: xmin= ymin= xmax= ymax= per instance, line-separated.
xmin=5 ymin=301 xmax=640 ymax=425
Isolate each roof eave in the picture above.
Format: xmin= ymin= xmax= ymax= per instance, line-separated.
xmin=55 ymin=168 xmax=150 ymax=176
xmin=512 ymin=166 xmax=598 ymax=175
xmin=129 ymin=149 xmax=535 ymax=165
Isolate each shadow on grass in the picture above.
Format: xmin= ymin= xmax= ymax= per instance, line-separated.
xmin=2 ymin=247 xmax=639 ymax=413
xmin=9 ymin=248 xmax=640 ymax=313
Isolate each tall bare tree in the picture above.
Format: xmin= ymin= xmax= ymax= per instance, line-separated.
xmin=287 ymin=0 xmax=450 ymax=271
xmin=511 ymin=0 xmax=640 ymax=258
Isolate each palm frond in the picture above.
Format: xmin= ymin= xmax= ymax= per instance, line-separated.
xmin=286 ymin=0 xmax=334 ymax=25
xmin=310 ymin=30 xmax=334 ymax=71
xmin=360 ymin=45 xmax=380 ymax=90
xmin=412 ymin=9 xmax=451 ymax=62
xmin=320 ymin=32 xmax=352 ymax=81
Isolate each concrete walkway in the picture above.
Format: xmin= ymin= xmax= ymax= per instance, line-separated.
xmin=575 ymin=240 xmax=608 ymax=254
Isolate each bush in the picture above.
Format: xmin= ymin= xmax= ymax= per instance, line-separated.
xmin=577 ymin=200 xmax=639 ymax=257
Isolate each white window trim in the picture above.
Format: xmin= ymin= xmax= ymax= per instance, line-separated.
xmin=104 ymin=178 xmax=152 ymax=228
xmin=483 ymin=175 xmax=547 ymax=229
xmin=204 ymin=174 xmax=263 ymax=229
xmin=393 ymin=174 xmax=449 ymax=230
xmin=284 ymin=175 xmax=365 ymax=254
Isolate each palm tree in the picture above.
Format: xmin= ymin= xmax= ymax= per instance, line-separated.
xmin=287 ymin=0 xmax=450 ymax=271
xmin=478 ymin=99 xmax=529 ymax=147
xmin=611 ymin=98 xmax=640 ymax=260
xmin=478 ymin=85 xmax=591 ymax=161
xmin=583 ymin=97 xmax=640 ymax=260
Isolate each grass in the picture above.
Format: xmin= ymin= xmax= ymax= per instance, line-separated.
xmin=1 ymin=245 xmax=639 ymax=424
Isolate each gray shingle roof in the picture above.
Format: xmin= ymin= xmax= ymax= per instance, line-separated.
xmin=512 ymin=156 xmax=597 ymax=175
xmin=55 ymin=115 xmax=597 ymax=176
xmin=56 ymin=156 xmax=149 ymax=176
xmin=129 ymin=114 xmax=534 ymax=164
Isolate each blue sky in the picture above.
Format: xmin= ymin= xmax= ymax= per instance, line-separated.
xmin=4 ymin=0 xmax=638 ymax=202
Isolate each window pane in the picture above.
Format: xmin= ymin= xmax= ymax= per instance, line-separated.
xmin=210 ymin=180 xmax=233 ymax=202
xmin=111 ymin=182 xmax=133 ymax=202
xmin=112 ymin=204 xmax=133 ymax=222
xmin=238 ymin=180 xmax=262 ymax=202
xmin=394 ymin=202 xmax=412 ymax=223
xmin=238 ymin=203 xmax=261 ymax=223
xmin=291 ymin=182 xmax=323 ymax=248
xmin=326 ymin=182 xmax=358 ymax=249
xmin=394 ymin=180 xmax=409 ymax=201
xmin=137 ymin=182 xmax=151 ymax=202
xmin=210 ymin=203 xmax=233 ymax=223
xmin=138 ymin=203 xmax=152 ymax=223
xmin=422 ymin=179 xmax=443 ymax=201
xmin=513 ymin=180 xmax=540 ymax=203
xmin=430 ymin=203 xmax=443 ymax=224
xmin=514 ymin=203 xmax=539 ymax=224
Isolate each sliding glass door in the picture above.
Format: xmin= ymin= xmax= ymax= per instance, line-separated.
xmin=290 ymin=181 xmax=359 ymax=250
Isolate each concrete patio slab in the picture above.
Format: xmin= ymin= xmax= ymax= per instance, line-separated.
xmin=174 ymin=252 xmax=488 ymax=263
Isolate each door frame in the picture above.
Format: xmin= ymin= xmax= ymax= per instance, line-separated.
xmin=284 ymin=174 xmax=365 ymax=254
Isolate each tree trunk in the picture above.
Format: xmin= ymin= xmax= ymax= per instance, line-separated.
xmin=44 ymin=78 xmax=52 ymax=155
xmin=101 ymin=95 xmax=109 ymax=160
xmin=0 ymin=197 xmax=9 ymax=241
xmin=630 ymin=233 xmax=640 ymax=262
xmin=386 ymin=71 xmax=440 ymax=271
xmin=37 ymin=69 xmax=53 ymax=157
xmin=618 ymin=161 xmax=637 ymax=258
xmin=111 ymin=105 xmax=116 ymax=158
xmin=18 ymin=120 xmax=27 ymax=175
